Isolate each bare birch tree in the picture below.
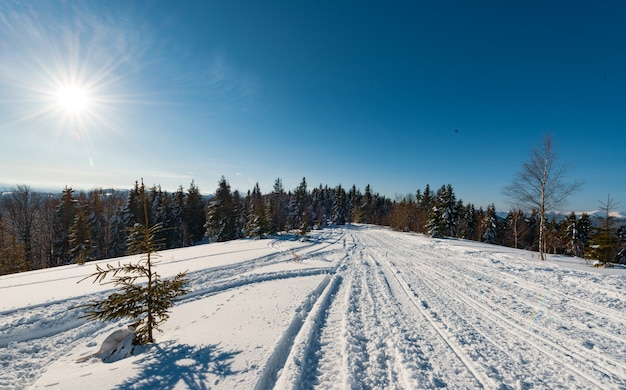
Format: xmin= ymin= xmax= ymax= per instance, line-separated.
xmin=503 ymin=134 xmax=581 ymax=260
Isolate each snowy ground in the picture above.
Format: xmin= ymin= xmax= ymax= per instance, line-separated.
xmin=1 ymin=225 xmax=625 ymax=389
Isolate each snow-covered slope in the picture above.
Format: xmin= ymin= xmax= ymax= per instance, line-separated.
xmin=1 ymin=226 xmax=625 ymax=389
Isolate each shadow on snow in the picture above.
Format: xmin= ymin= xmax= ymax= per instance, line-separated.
xmin=115 ymin=341 xmax=242 ymax=390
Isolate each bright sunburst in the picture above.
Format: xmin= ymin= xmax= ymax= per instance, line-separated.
xmin=56 ymin=85 xmax=90 ymax=114
xmin=0 ymin=2 xmax=140 ymax=142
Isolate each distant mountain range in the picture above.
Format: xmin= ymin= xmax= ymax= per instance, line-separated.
xmin=497 ymin=210 xmax=626 ymax=222
xmin=553 ymin=210 xmax=625 ymax=219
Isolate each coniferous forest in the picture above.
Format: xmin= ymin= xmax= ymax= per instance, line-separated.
xmin=1 ymin=176 xmax=625 ymax=276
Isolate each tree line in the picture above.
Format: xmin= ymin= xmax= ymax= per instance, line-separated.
xmin=1 ymin=175 xmax=624 ymax=276
xmin=0 ymin=181 xmax=206 ymax=275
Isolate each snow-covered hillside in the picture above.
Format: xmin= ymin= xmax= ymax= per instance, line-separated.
xmin=1 ymin=226 xmax=625 ymax=389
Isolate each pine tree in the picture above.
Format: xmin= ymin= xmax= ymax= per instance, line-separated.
xmin=585 ymin=195 xmax=619 ymax=266
xmin=616 ymin=226 xmax=626 ymax=265
xmin=463 ymin=204 xmax=476 ymax=240
xmin=564 ymin=213 xmax=583 ymax=257
xmin=439 ymin=185 xmax=457 ymax=237
xmin=425 ymin=203 xmax=445 ymax=238
xmin=107 ymin=209 xmax=127 ymax=258
xmin=577 ymin=213 xmax=591 ymax=252
xmin=482 ymin=204 xmax=498 ymax=244
xmin=183 ymin=181 xmax=206 ymax=245
xmin=426 ymin=185 xmax=453 ymax=238
xmin=269 ymin=178 xmax=287 ymax=233
xmin=348 ymin=185 xmax=361 ymax=223
xmin=295 ymin=177 xmax=311 ymax=230
xmin=299 ymin=210 xmax=311 ymax=237
xmin=123 ymin=181 xmax=144 ymax=229
xmin=311 ymin=184 xmax=327 ymax=228
xmin=87 ymin=189 xmax=107 ymax=261
xmin=79 ymin=179 xmax=189 ymax=345
xmin=171 ymin=187 xmax=185 ymax=248
xmin=53 ymin=186 xmax=77 ymax=266
xmin=68 ymin=205 xmax=91 ymax=264
xmin=332 ymin=184 xmax=347 ymax=225
xmin=205 ymin=176 xmax=237 ymax=242
xmin=454 ymin=199 xmax=466 ymax=238
xmin=245 ymin=183 xmax=268 ymax=238
xmin=359 ymin=184 xmax=374 ymax=224
xmin=417 ymin=185 xmax=432 ymax=234
xmin=233 ymin=190 xmax=245 ymax=239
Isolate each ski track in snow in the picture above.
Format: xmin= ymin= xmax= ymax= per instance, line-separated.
xmin=0 ymin=234 xmax=336 ymax=390
xmin=2 ymin=226 xmax=625 ymax=389
xmin=271 ymin=227 xmax=626 ymax=389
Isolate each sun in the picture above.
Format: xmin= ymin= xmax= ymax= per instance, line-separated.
xmin=56 ymin=85 xmax=90 ymax=114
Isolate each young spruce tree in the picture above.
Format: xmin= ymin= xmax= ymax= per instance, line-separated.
xmin=79 ymin=179 xmax=189 ymax=345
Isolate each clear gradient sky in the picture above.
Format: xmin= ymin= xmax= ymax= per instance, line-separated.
xmin=1 ymin=1 xmax=625 ymax=212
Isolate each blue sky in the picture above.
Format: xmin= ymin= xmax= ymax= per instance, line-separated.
xmin=1 ymin=1 xmax=624 ymax=212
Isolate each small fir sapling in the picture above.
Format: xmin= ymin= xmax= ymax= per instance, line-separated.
xmin=78 ymin=179 xmax=189 ymax=345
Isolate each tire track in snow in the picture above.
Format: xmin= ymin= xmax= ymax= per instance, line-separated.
xmin=343 ymin=232 xmax=477 ymax=389
xmin=425 ymin=242 xmax=626 ymax=340
xmin=398 ymin=235 xmax=626 ymax=386
xmin=389 ymin=233 xmax=626 ymax=336
xmin=358 ymin=252 xmax=444 ymax=389
xmin=363 ymin=229 xmax=622 ymax=389
xmin=248 ymin=229 xmax=353 ymax=389
xmin=428 ymin=253 xmax=626 ymax=374
xmin=271 ymin=229 xmax=448 ymax=389
xmin=255 ymin=274 xmax=341 ymax=390
xmin=411 ymin=262 xmax=625 ymax=388
xmin=379 ymin=231 xmax=626 ymax=355
xmin=308 ymin=271 xmax=352 ymax=388
xmin=357 ymin=242 xmax=492 ymax=388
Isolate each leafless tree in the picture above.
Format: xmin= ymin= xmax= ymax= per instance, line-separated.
xmin=503 ymin=134 xmax=581 ymax=260
xmin=1 ymin=185 xmax=43 ymax=268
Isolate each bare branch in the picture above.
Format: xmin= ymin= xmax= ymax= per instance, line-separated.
xmin=503 ymin=134 xmax=582 ymax=260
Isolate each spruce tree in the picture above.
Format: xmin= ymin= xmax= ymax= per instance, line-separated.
xmin=332 ymin=184 xmax=347 ymax=225
xmin=53 ymin=186 xmax=77 ymax=266
xmin=79 ymin=179 xmax=189 ymax=345
xmin=107 ymin=209 xmax=127 ymax=258
xmin=616 ymin=226 xmax=626 ymax=265
xmin=87 ymin=189 xmax=107 ymax=261
xmin=425 ymin=203 xmax=445 ymax=238
xmin=564 ymin=213 xmax=583 ymax=257
xmin=68 ymin=205 xmax=91 ymax=265
xmin=585 ymin=195 xmax=619 ymax=266
xmin=245 ymin=183 xmax=268 ymax=238
xmin=360 ymin=184 xmax=373 ymax=224
xmin=232 ymin=189 xmax=245 ymax=239
xmin=577 ymin=213 xmax=591 ymax=252
xmin=463 ymin=204 xmax=476 ymax=240
xmin=482 ymin=204 xmax=498 ymax=244
xmin=417 ymin=185 xmax=432 ymax=233
xmin=183 ymin=181 xmax=206 ymax=245
xmin=205 ymin=176 xmax=237 ymax=242
xmin=348 ymin=185 xmax=361 ymax=223
xmin=269 ymin=178 xmax=287 ymax=233
xmin=171 ymin=187 xmax=185 ymax=247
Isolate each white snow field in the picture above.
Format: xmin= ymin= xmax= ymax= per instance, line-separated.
xmin=1 ymin=225 xmax=625 ymax=389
